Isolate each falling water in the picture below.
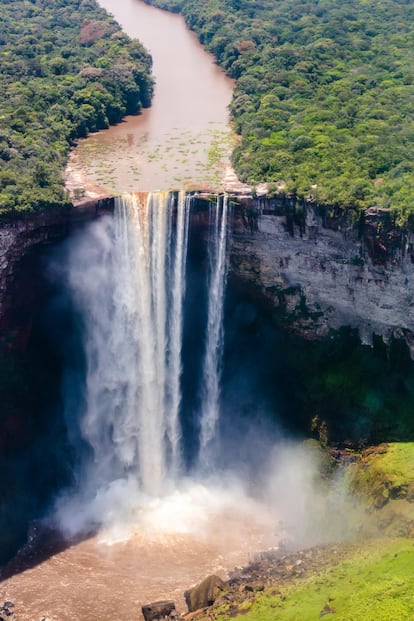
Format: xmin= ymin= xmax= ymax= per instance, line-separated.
xmin=199 ymin=195 xmax=229 ymax=466
xmin=165 ymin=192 xmax=190 ymax=475
xmin=58 ymin=190 xmax=232 ymax=534
xmin=67 ymin=192 xmax=190 ymax=501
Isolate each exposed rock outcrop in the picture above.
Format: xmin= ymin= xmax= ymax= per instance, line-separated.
xmin=178 ymin=541 xmax=365 ymax=621
xmin=230 ymin=197 xmax=414 ymax=355
xmin=142 ymin=600 xmax=179 ymax=621
xmin=184 ymin=575 xmax=227 ymax=613
xmin=0 ymin=601 xmax=16 ymax=621
xmin=0 ymin=200 xmax=113 ymax=347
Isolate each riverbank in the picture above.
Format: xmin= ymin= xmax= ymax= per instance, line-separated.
xmin=145 ymin=0 xmax=414 ymax=224
xmin=3 ymin=534 xmax=414 ymax=620
xmin=179 ymin=537 xmax=414 ymax=621
xmin=64 ymin=0 xmax=235 ymax=197
xmin=5 ymin=427 xmax=413 ymax=621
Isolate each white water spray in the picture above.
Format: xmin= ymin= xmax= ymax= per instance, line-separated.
xmin=199 ymin=195 xmax=230 ymax=466
xmin=54 ymin=190 xmax=351 ymax=553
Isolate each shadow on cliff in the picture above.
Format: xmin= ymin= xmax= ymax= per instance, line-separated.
xmin=226 ymin=274 xmax=414 ymax=446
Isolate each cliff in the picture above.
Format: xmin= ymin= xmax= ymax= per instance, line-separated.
xmin=0 ymin=193 xmax=413 ymax=564
xmin=0 ymin=199 xmax=115 ymax=563
xmin=2 ymin=194 xmax=413 ymax=354
xmin=230 ymin=197 xmax=414 ymax=356
xmin=2 ymin=193 xmax=414 ymax=355
xmin=0 ymin=199 xmax=114 ymax=345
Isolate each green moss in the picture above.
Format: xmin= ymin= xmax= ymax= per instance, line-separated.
xmin=348 ymin=443 xmax=414 ymax=502
xmin=284 ymin=331 xmax=414 ymax=444
xmin=227 ymin=281 xmax=414 ymax=444
xmin=373 ymin=444 xmax=414 ymax=489
xmin=215 ymin=539 xmax=414 ymax=621
xmin=345 ymin=443 xmax=414 ymax=537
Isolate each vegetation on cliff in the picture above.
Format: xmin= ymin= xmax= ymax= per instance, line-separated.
xmin=346 ymin=443 xmax=414 ymax=536
xmin=230 ymin=279 xmax=414 ymax=444
xmin=288 ymin=331 xmax=414 ymax=444
xmin=147 ymin=0 xmax=414 ymax=222
xmin=0 ymin=0 xmax=153 ymax=215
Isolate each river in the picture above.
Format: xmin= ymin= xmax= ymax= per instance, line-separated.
xmin=65 ymin=0 xmax=236 ymax=196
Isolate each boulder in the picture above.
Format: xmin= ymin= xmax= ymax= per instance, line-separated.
xmin=141 ymin=600 xmax=176 ymax=621
xmin=184 ymin=575 xmax=227 ymax=612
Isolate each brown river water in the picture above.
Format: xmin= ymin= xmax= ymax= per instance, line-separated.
xmin=1 ymin=2 xmax=278 ymax=619
xmin=65 ymin=0 xmax=237 ymax=196
xmin=1 ymin=486 xmax=281 ymax=621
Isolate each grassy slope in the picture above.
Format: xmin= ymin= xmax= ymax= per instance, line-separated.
xmin=213 ymin=539 xmax=414 ymax=621
xmin=347 ymin=443 xmax=414 ymax=538
xmin=349 ymin=443 xmax=414 ymax=502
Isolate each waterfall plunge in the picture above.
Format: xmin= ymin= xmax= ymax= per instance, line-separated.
xmin=58 ymin=191 xmax=230 ymax=533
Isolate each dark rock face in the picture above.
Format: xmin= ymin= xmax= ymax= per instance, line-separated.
xmin=230 ymin=198 xmax=414 ymax=356
xmin=0 ymin=601 xmax=16 ymax=621
xmin=184 ymin=575 xmax=227 ymax=612
xmin=0 ymin=201 xmax=115 ymax=455
xmin=0 ymin=200 xmax=113 ymax=338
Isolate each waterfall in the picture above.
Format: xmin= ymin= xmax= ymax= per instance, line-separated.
xmin=59 ymin=189 xmax=232 ymax=533
xmin=69 ymin=192 xmax=190 ymax=498
xmin=198 ymin=195 xmax=229 ymax=467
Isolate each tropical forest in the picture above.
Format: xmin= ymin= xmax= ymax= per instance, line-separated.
xmin=148 ymin=0 xmax=414 ymax=222
xmin=0 ymin=0 xmax=153 ymax=214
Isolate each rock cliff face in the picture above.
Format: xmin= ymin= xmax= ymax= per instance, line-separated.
xmin=0 ymin=200 xmax=114 ymax=462
xmin=2 ymin=195 xmax=413 ymax=354
xmin=0 ymin=194 xmax=413 ymax=563
xmin=0 ymin=200 xmax=115 ymax=563
xmin=0 ymin=200 xmax=113 ymax=346
xmin=230 ymin=197 xmax=414 ymax=356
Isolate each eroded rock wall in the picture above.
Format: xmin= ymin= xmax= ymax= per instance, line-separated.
xmin=0 ymin=201 xmax=113 ymax=330
xmin=230 ymin=198 xmax=414 ymax=355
